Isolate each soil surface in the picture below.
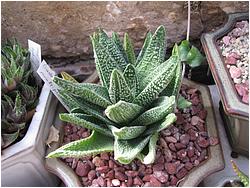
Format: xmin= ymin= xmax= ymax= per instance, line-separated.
xmin=61 ymin=84 xmax=219 ymax=187
xmin=217 ymin=20 xmax=249 ymax=104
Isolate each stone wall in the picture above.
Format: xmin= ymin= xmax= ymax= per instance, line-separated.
xmin=1 ymin=1 xmax=248 ymax=59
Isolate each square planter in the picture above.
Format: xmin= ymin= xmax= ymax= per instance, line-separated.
xmin=1 ymin=84 xmax=60 ymax=186
xmin=45 ymin=76 xmax=224 ymax=187
xmin=201 ymin=12 xmax=249 ymax=156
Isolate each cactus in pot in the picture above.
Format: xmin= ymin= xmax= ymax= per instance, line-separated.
xmin=47 ymin=25 xmax=204 ymax=164
xmin=1 ymin=39 xmax=39 ymax=148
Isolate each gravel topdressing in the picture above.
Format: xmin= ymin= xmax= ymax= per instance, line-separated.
xmin=217 ymin=20 xmax=249 ymax=104
xmin=61 ymin=84 xmax=219 ymax=187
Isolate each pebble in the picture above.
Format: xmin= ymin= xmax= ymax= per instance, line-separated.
xmin=225 ymin=56 xmax=237 ymax=65
xmin=176 ymin=168 xmax=188 ymax=179
xmin=133 ymin=176 xmax=143 ymax=186
xmin=75 ymin=161 xmax=91 ymax=177
xmin=165 ymin=136 xmax=177 ymax=143
xmin=93 ymin=156 xmax=104 ymax=167
xmin=149 ymin=176 xmax=162 ymax=187
xmin=209 ymin=137 xmax=219 ymax=146
xmin=197 ymin=137 xmax=210 ymax=148
xmin=165 ymin=163 xmax=177 ymax=174
xmin=218 ymin=20 xmax=249 ymax=104
xmin=170 ymin=175 xmax=178 ymax=186
xmin=175 ymin=143 xmax=186 ymax=150
xmin=169 ymin=143 xmax=177 ymax=151
xmin=112 ymin=179 xmax=121 ymax=187
xmin=115 ymin=171 xmax=127 ymax=181
xmin=223 ymin=36 xmax=231 ymax=45
xmin=153 ymin=171 xmax=169 ymax=183
xmin=180 ymin=134 xmax=190 ymax=145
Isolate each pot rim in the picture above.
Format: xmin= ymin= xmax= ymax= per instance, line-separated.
xmin=201 ymin=12 xmax=249 ymax=119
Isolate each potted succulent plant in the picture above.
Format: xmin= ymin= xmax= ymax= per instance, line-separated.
xmin=1 ymin=39 xmax=59 ymax=186
xmin=201 ymin=12 xmax=249 ymax=156
xmin=45 ymin=25 xmax=224 ymax=186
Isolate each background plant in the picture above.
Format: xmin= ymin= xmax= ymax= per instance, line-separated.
xmin=1 ymin=39 xmax=39 ymax=148
xmin=47 ymin=25 xmax=204 ymax=164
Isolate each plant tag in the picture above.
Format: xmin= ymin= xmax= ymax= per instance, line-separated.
xmin=28 ymin=39 xmax=42 ymax=86
xmin=37 ymin=60 xmax=70 ymax=111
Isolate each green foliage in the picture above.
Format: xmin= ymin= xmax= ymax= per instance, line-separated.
xmin=231 ymin=160 xmax=249 ymax=187
xmin=1 ymin=39 xmax=39 ymax=149
xmin=177 ymin=96 xmax=192 ymax=109
xmin=48 ymin=25 xmax=204 ymax=164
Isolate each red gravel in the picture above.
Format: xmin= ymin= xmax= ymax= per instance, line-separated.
xmin=61 ymin=84 xmax=219 ymax=186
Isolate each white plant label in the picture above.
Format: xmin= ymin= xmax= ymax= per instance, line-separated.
xmin=37 ymin=60 xmax=69 ymax=111
xmin=28 ymin=39 xmax=42 ymax=86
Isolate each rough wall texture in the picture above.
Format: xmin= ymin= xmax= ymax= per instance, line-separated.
xmin=1 ymin=1 xmax=249 ymax=59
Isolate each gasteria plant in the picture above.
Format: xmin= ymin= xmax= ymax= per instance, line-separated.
xmin=47 ymin=25 xmax=204 ymax=164
xmin=1 ymin=39 xmax=39 ymax=148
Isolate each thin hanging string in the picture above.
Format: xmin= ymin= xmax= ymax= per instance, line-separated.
xmin=181 ymin=1 xmax=191 ymax=82
xmin=186 ymin=1 xmax=191 ymax=41
xmin=186 ymin=0 xmax=192 ymax=79
xmin=176 ymin=1 xmax=191 ymax=109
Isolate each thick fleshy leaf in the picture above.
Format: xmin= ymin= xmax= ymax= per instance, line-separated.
xmin=143 ymin=113 xmax=177 ymax=136
xmin=186 ymin=46 xmax=205 ymax=68
xmin=91 ymin=30 xmax=127 ymax=88
xmin=132 ymin=96 xmax=175 ymax=126
xmin=124 ymin=33 xmax=136 ymax=65
xmin=53 ymin=76 xmax=111 ymax=108
xmin=177 ymin=96 xmax=192 ymax=109
xmin=61 ymin=71 xmax=78 ymax=83
xmin=58 ymin=90 xmax=114 ymax=125
xmin=105 ymin=100 xmax=143 ymax=125
xmin=112 ymin=32 xmax=128 ymax=62
xmin=134 ymin=55 xmax=179 ymax=106
xmin=160 ymin=59 xmax=182 ymax=97
xmin=137 ymin=132 xmax=158 ymax=164
xmin=98 ymin=30 xmax=128 ymax=71
xmin=136 ymin=32 xmax=152 ymax=65
xmin=178 ymin=40 xmax=190 ymax=61
xmin=114 ymin=135 xmax=151 ymax=164
xmin=109 ymin=69 xmax=134 ymax=103
xmin=59 ymin=113 xmax=113 ymax=137
xmin=123 ymin=64 xmax=138 ymax=95
xmin=136 ymin=26 xmax=166 ymax=81
xmin=107 ymin=124 xmax=146 ymax=140
xmin=47 ymin=131 xmax=114 ymax=158
xmin=2 ymin=131 xmax=19 ymax=148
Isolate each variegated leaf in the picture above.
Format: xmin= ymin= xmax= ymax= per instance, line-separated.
xmin=47 ymin=131 xmax=114 ymax=158
xmin=124 ymin=33 xmax=136 ymax=65
xmin=107 ymin=124 xmax=146 ymax=140
xmin=105 ymin=100 xmax=143 ymax=125
xmin=137 ymin=132 xmax=158 ymax=164
xmin=53 ymin=76 xmax=111 ymax=108
xmin=142 ymin=113 xmax=177 ymax=136
xmin=114 ymin=135 xmax=151 ymax=164
xmin=132 ymin=96 xmax=175 ymax=126
xmin=109 ymin=69 xmax=134 ymax=103
xmin=59 ymin=113 xmax=113 ymax=137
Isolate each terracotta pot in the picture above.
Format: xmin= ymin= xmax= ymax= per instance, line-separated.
xmin=45 ymin=73 xmax=224 ymax=187
xmin=201 ymin=12 xmax=249 ymax=156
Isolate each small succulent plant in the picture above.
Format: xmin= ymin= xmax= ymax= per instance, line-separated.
xmin=47 ymin=25 xmax=204 ymax=164
xmin=231 ymin=160 xmax=249 ymax=187
xmin=1 ymin=39 xmax=39 ymax=148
